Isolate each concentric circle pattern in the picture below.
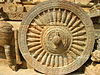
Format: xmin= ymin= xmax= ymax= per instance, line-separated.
xmin=19 ymin=1 xmax=94 ymax=74
xmin=27 ymin=8 xmax=86 ymax=67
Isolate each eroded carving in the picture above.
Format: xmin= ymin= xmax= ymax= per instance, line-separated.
xmin=0 ymin=21 xmax=13 ymax=46
xmin=91 ymin=50 xmax=100 ymax=62
xmin=91 ymin=37 xmax=100 ymax=62
xmin=0 ymin=21 xmax=17 ymax=70
xmin=0 ymin=0 xmax=98 ymax=74
xmin=26 ymin=8 xmax=88 ymax=68
xmin=85 ymin=64 xmax=100 ymax=75
xmin=19 ymin=1 xmax=94 ymax=74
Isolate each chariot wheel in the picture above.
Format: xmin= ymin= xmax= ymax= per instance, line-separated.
xmin=18 ymin=0 xmax=95 ymax=74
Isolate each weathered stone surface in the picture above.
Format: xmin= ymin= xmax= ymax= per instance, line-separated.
xmin=89 ymin=5 xmax=100 ymax=17
xmin=2 ymin=4 xmax=24 ymax=20
xmin=18 ymin=0 xmax=94 ymax=74
xmin=0 ymin=0 xmax=99 ymax=74
xmin=0 ymin=21 xmax=13 ymax=47
xmin=0 ymin=21 xmax=17 ymax=71
xmin=85 ymin=64 xmax=100 ymax=75
xmin=91 ymin=50 xmax=100 ymax=62
xmin=0 ymin=0 xmax=4 ymax=2
xmin=65 ymin=0 xmax=92 ymax=4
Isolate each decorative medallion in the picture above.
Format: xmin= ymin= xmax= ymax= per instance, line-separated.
xmin=19 ymin=0 xmax=95 ymax=74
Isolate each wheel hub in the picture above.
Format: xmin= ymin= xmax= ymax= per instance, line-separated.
xmin=42 ymin=26 xmax=71 ymax=54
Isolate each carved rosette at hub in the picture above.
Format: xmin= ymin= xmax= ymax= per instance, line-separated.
xmin=42 ymin=26 xmax=72 ymax=54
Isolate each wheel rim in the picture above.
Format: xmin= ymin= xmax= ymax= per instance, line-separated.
xmin=18 ymin=0 xmax=95 ymax=74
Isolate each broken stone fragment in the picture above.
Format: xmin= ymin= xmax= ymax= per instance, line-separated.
xmin=91 ymin=50 xmax=100 ymax=62
xmin=85 ymin=63 xmax=100 ymax=75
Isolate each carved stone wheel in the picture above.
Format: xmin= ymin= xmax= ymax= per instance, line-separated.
xmin=18 ymin=0 xmax=95 ymax=74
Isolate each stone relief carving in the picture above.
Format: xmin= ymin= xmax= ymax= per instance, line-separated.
xmin=91 ymin=50 xmax=100 ymax=62
xmin=0 ymin=0 xmax=99 ymax=75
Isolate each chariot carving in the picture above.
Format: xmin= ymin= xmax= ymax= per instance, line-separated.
xmin=18 ymin=0 xmax=95 ymax=74
xmin=0 ymin=0 xmax=99 ymax=75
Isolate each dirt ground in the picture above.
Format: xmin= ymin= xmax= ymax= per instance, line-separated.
xmin=0 ymin=65 xmax=43 ymax=75
xmin=0 ymin=59 xmax=85 ymax=75
xmin=0 ymin=66 xmax=85 ymax=75
xmin=0 ymin=59 xmax=43 ymax=75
